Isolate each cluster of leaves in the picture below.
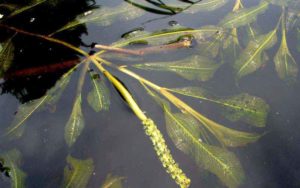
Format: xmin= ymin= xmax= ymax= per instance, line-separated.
xmin=0 ymin=0 xmax=300 ymax=188
xmin=0 ymin=149 xmax=124 ymax=188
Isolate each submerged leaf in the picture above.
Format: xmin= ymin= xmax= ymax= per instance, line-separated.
xmin=183 ymin=0 xmax=228 ymax=13
xmin=87 ymin=74 xmax=110 ymax=112
xmin=220 ymin=1 xmax=269 ymax=28
xmin=65 ymin=94 xmax=85 ymax=147
xmin=5 ymin=67 xmax=75 ymax=138
xmin=62 ymin=155 xmax=94 ymax=188
xmin=0 ymin=149 xmax=26 ymax=188
xmin=164 ymin=108 xmax=245 ymax=188
xmin=234 ymin=30 xmax=277 ymax=80
xmin=53 ymin=3 xmax=143 ymax=34
xmin=101 ymin=174 xmax=124 ymax=188
xmin=274 ymin=17 xmax=298 ymax=84
xmin=0 ymin=37 xmax=14 ymax=78
xmin=170 ymin=87 xmax=269 ymax=127
xmin=133 ymin=55 xmax=221 ymax=81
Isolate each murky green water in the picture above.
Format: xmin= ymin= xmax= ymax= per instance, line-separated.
xmin=0 ymin=0 xmax=300 ymax=187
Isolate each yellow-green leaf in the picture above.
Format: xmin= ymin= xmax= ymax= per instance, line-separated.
xmin=87 ymin=74 xmax=110 ymax=112
xmin=164 ymin=108 xmax=245 ymax=188
xmin=64 ymin=94 xmax=84 ymax=147
xmin=53 ymin=3 xmax=144 ymax=34
xmin=219 ymin=1 xmax=269 ymax=28
xmin=170 ymin=87 xmax=269 ymax=127
xmin=133 ymin=55 xmax=221 ymax=81
xmin=1 ymin=149 xmax=27 ymax=188
xmin=101 ymin=174 xmax=124 ymax=188
xmin=0 ymin=38 xmax=14 ymax=77
xmin=234 ymin=30 xmax=277 ymax=80
xmin=184 ymin=0 xmax=228 ymax=13
xmin=62 ymin=155 xmax=94 ymax=188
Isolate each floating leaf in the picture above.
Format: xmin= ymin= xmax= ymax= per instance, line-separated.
xmin=0 ymin=37 xmax=14 ymax=78
xmin=0 ymin=149 xmax=27 ymax=188
xmin=62 ymin=155 xmax=94 ymax=188
xmin=234 ymin=30 xmax=277 ymax=80
xmin=53 ymin=3 xmax=144 ymax=34
xmin=170 ymin=87 xmax=269 ymax=127
xmin=220 ymin=1 xmax=269 ymax=28
xmin=184 ymin=0 xmax=228 ymax=13
xmin=133 ymin=55 xmax=221 ymax=81
xmin=64 ymin=94 xmax=85 ymax=147
xmin=87 ymin=73 xmax=110 ymax=112
xmin=101 ymin=174 xmax=124 ymax=188
xmin=274 ymin=14 xmax=298 ymax=83
xmin=164 ymin=108 xmax=245 ymax=188
xmin=5 ymin=67 xmax=75 ymax=138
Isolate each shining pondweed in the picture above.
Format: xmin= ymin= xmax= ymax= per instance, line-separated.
xmin=0 ymin=0 xmax=299 ymax=188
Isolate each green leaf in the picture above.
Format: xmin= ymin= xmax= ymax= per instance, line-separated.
xmin=219 ymin=1 xmax=269 ymax=28
xmin=133 ymin=55 xmax=221 ymax=81
xmin=5 ymin=67 xmax=75 ymax=138
xmin=87 ymin=74 xmax=110 ymax=112
xmin=170 ymin=87 xmax=269 ymax=127
xmin=101 ymin=174 xmax=124 ymax=188
xmin=222 ymin=29 xmax=242 ymax=63
xmin=64 ymin=94 xmax=85 ymax=147
xmin=62 ymin=155 xmax=94 ymax=188
xmin=0 ymin=37 xmax=14 ymax=78
xmin=164 ymin=108 xmax=245 ymax=188
xmin=1 ymin=149 xmax=27 ymax=188
xmin=53 ymin=3 xmax=144 ymax=34
xmin=8 ymin=0 xmax=46 ymax=18
xmin=234 ymin=29 xmax=277 ymax=80
xmin=184 ymin=0 xmax=228 ymax=13
xmin=274 ymin=18 xmax=298 ymax=84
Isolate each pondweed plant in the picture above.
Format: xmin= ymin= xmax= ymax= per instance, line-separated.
xmin=0 ymin=0 xmax=299 ymax=187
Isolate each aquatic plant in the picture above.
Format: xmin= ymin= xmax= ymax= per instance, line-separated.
xmin=0 ymin=0 xmax=299 ymax=187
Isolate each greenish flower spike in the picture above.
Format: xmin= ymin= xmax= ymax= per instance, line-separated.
xmin=142 ymin=118 xmax=191 ymax=188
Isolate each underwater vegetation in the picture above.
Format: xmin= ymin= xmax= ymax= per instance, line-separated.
xmin=0 ymin=0 xmax=300 ymax=187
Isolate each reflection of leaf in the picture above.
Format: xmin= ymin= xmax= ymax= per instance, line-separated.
xmin=183 ymin=0 xmax=228 ymax=13
xmin=87 ymin=73 xmax=110 ymax=112
xmin=5 ymin=67 xmax=75 ymax=138
xmin=220 ymin=1 xmax=269 ymax=28
xmin=170 ymin=87 xmax=269 ymax=127
xmin=65 ymin=95 xmax=84 ymax=147
xmin=101 ymin=174 xmax=124 ymax=188
xmin=0 ymin=37 xmax=14 ymax=78
xmin=53 ymin=3 xmax=143 ymax=34
xmin=164 ymin=108 xmax=245 ymax=188
xmin=274 ymin=15 xmax=298 ymax=84
xmin=1 ymin=149 xmax=27 ymax=188
xmin=133 ymin=55 xmax=221 ymax=81
xmin=62 ymin=155 xmax=94 ymax=188
xmin=234 ymin=30 xmax=277 ymax=80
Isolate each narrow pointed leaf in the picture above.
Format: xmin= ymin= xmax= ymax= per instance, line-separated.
xmin=62 ymin=155 xmax=94 ymax=188
xmin=184 ymin=0 xmax=228 ymax=13
xmin=0 ymin=38 xmax=14 ymax=77
xmin=9 ymin=0 xmax=46 ymax=17
xmin=101 ymin=174 xmax=124 ymax=188
xmin=274 ymin=27 xmax=298 ymax=83
xmin=220 ymin=1 xmax=269 ymax=28
xmin=234 ymin=30 xmax=277 ymax=80
xmin=64 ymin=95 xmax=85 ymax=147
xmin=1 ymin=149 xmax=26 ymax=188
xmin=87 ymin=74 xmax=110 ymax=112
xmin=133 ymin=55 xmax=221 ymax=81
xmin=54 ymin=3 xmax=143 ymax=34
xmin=5 ymin=68 xmax=75 ymax=138
xmin=164 ymin=108 xmax=245 ymax=188
xmin=170 ymin=87 xmax=269 ymax=127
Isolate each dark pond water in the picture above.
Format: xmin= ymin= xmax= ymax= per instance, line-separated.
xmin=0 ymin=0 xmax=300 ymax=187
